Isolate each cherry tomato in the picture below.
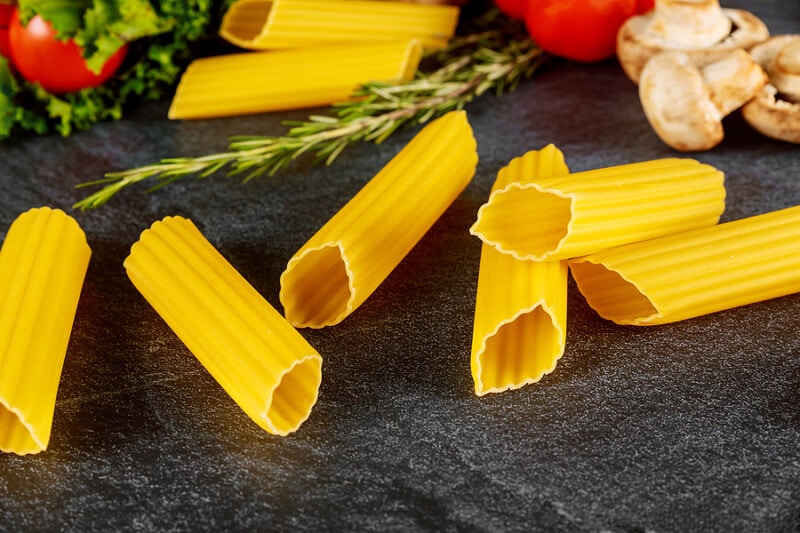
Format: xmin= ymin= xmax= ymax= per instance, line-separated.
xmin=0 ymin=3 xmax=13 ymax=58
xmin=635 ymin=0 xmax=655 ymax=13
xmin=494 ymin=0 xmax=528 ymax=19
xmin=7 ymin=8 xmax=127 ymax=93
xmin=524 ymin=0 xmax=638 ymax=63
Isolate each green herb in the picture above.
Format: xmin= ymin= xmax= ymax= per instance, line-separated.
xmin=75 ymin=12 xmax=543 ymax=210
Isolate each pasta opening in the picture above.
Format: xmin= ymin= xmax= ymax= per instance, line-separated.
xmin=220 ymin=0 xmax=273 ymax=44
xmin=220 ymin=0 xmax=458 ymax=51
xmin=264 ymin=354 xmax=322 ymax=435
xmin=476 ymin=306 xmax=562 ymax=395
xmin=0 ymin=402 xmax=41 ymax=455
xmin=569 ymin=261 xmax=659 ymax=323
xmin=472 ymin=184 xmax=573 ymax=260
xmin=281 ymin=244 xmax=353 ymax=328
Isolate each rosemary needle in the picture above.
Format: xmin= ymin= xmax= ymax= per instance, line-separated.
xmin=74 ymin=14 xmax=542 ymax=210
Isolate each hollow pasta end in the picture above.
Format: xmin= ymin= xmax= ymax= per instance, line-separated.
xmin=219 ymin=0 xmax=274 ymax=48
xmin=473 ymin=303 xmax=565 ymax=395
xmin=569 ymin=260 xmax=660 ymax=325
xmin=263 ymin=354 xmax=323 ymax=436
xmin=280 ymin=243 xmax=354 ymax=328
xmin=471 ymin=183 xmax=573 ymax=261
xmin=0 ymin=399 xmax=47 ymax=455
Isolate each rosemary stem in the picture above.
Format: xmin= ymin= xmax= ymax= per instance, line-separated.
xmin=73 ymin=14 xmax=542 ymax=210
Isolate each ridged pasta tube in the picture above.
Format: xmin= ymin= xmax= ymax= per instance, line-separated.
xmin=220 ymin=0 xmax=459 ymax=50
xmin=568 ymin=205 xmax=800 ymax=325
xmin=169 ymin=39 xmax=423 ymax=119
xmin=470 ymin=158 xmax=726 ymax=261
xmin=280 ymin=110 xmax=478 ymax=328
xmin=0 ymin=207 xmax=91 ymax=455
xmin=472 ymin=145 xmax=570 ymax=396
xmin=125 ymin=216 xmax=322 ymax=436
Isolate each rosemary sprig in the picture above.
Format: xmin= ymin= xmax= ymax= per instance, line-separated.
xmin=74 ymin=17 xmax=543 ymax=209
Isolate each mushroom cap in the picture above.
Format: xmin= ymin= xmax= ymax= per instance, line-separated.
xmin=742 ymin=85 xmax=800 ymax=144
xmin=650 ymin=0 xmax=732 ymax=48
xmin=618 ymin=8 xmax=770 ymax=84
xmin=743 ymin=36 xmax=800 ymax=144
xmin=748 ymin=35 xmax=800 ymax=101
xmin=699 ymin=48 xmax=768 ymax=117
xmin=639 ymin=51 xmax=724 ymax=151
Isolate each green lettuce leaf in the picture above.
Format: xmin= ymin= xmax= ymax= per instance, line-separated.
xmin=17 ymin=0 xmax=89 ymax=36
xmin=77 ymin=0 xmax=175 ymax=72
xmin=0 ymin=57 xmax=19 ymax=137
xmin=0 ymin=57 xmax=50 ymax=136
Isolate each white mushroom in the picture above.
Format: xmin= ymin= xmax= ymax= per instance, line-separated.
xmin=617 ymin=0 xmax=770 ymax=84
xmin=742 ymin=35 xmax=800 ymax=144
xmin=648 ymin=0 xmax=732 ymax=48
xmin=639 ymin=49 xmax=768 ymax=151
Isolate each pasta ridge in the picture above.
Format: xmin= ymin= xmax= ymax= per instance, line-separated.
xmin=125 ymin=216 xmax=322 ymax=436
xmin=220 ymin=0 xmax=459 ymax=51
xmin=0 ymin=207 xmax=90 ymax=455
xmin=470 ymin=157 xmax=725 ymax=261
xmin=169 ymin=39 xmax=423 ymax=119
xmin=471 ymin=253 xmax=568 ymax=395
xmin=470 ymin=147 xmax=570 ymax=396
xmin=280 ymin=110 xmax=477 ymax=328
xmin=128 ymin=225 xmax=283 ymax=404
xmin=568 ymin=205 xmax=800 ymax=325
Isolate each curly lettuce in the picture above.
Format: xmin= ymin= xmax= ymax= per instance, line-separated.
xmin=0 ymin=0 xmax=233 ymax=140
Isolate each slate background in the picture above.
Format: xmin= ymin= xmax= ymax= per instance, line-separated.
xmin=1 ymin=1 xmax=799 ymax=531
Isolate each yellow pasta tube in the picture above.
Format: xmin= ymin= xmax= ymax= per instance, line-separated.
xmin=568 ymin=205 xmax=800 ymax=325
xmin=470 ymin=158 xmax=726 ymax=261
xmin=0 ymin=207 xmax=91 ymax=455
xmin=220 ymin=0 xmax=459 ymax=51
xmin=472 ymin=144 xmax=571 ymax=396
xmin=125 ymin=216 xmax=322 ymax=436
xmin=169 ymin=39 xmax=423 ymax=119
xmin=280 ymin=110 xmax=477 ymax=328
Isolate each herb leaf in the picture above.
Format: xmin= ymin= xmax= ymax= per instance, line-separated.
xmin=75 ymin=11 xmax=542 ymax=209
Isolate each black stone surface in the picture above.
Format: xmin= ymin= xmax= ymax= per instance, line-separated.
xmin=1 ymin=2 xmax=799 ymax=531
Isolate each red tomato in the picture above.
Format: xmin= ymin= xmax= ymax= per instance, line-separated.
xmin=7 ymin=8 xmax=127 ymax=93
xmin=524 ymin=0 xmax=638 ymax=63
xmin=0 ymin=3 xmax=13 ymax=58
xmin=494 ymin=0 xmax=528 ymax=19
xmin=635 ymin=0 xmax=655 ymax=13
xmin=0 ymin=29 xmax=9 ymax=58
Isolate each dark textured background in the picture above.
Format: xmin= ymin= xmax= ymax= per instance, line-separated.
xmin=1 ymin=1 xmax=799 ymax=531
